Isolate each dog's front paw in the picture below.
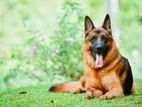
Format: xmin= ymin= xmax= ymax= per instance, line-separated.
xmin=84 ymin=89 xmax=94 ymax=99
xmin=99 ymin=93 xmax=113 ymax=99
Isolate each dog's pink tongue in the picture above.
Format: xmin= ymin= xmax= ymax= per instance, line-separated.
xmin=95 ymin=54 xmax=103 ymax=68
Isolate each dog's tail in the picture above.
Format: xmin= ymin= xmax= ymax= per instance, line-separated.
xmin=48 ymin=81 xmax=83 ymax=93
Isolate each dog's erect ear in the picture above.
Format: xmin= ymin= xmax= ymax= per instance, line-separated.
xmin=102 ymin=14 xmax=111 ymax=30
xmin=85 ymin=16 xmax=95 ymax=33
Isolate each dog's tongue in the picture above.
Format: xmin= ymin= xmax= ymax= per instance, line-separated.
xmin=95 ymin=54 xmax=103 ymax=68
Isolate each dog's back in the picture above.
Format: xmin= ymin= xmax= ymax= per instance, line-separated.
xmin=121 ymin=56 xmax=133 ymax=95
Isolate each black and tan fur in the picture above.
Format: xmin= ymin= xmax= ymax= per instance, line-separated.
xmin=49 ymin=14 xmax=134 ymax=99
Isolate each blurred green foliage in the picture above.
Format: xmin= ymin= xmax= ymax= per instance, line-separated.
xmin=0 ymin=0 xmax=142 ymax=90
xmin=0 ymin=0 xmax=84 ymax=90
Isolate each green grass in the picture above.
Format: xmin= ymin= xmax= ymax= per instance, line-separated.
xmin=1 ymin=80 xmax=142 ymax=107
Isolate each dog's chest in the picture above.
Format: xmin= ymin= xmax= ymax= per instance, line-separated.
xmin=100 ymin=71 xmax=118 ymax=90
xmin=85 ymin=70 xmax=118 ymax=91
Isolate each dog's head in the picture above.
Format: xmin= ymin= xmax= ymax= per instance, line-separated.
xmin=84 ymin=14 xmax=113 ymax=68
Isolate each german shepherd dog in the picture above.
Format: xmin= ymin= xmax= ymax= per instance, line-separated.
xmin=49 ymin=14 xmax=134 ymax=99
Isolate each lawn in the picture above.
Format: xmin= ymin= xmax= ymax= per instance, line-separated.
xmin=1 ymin=80 xmax=142 ymax=107
xmin=0 ymin=0 xmax=142 ymax=106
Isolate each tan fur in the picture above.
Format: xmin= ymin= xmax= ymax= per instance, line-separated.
xmin=49 ymin=81 xmax=84 ymax=93
xmin=49 ymin=14 xmax=134 ymax=99
xmin=82 ymin=42 xmax=125 ymax=99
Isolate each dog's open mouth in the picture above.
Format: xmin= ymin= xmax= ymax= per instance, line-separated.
xmin=90 ymin=47 xmax=104 ymax=68
xmin=95 ymin=54 xmax=103 ymax=68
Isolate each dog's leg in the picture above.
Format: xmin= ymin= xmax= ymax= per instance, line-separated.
xmin=99 ymin=85 xmax=124 ymax=99
xmin=84 ymin=88 xmax=103 ymax=99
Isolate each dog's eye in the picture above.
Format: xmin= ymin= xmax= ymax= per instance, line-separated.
xmin=101 ymin=36 xmax=108 ymax=43
xmin=90 ymin=36 xmax=96 ymax=42
xmin=104 ymin=38 xmax=108 ymax=43
xmin=101 ymin=36 xmax=105 ymax=40
xmin=101 ymin=35 xmax=105 ymax=39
